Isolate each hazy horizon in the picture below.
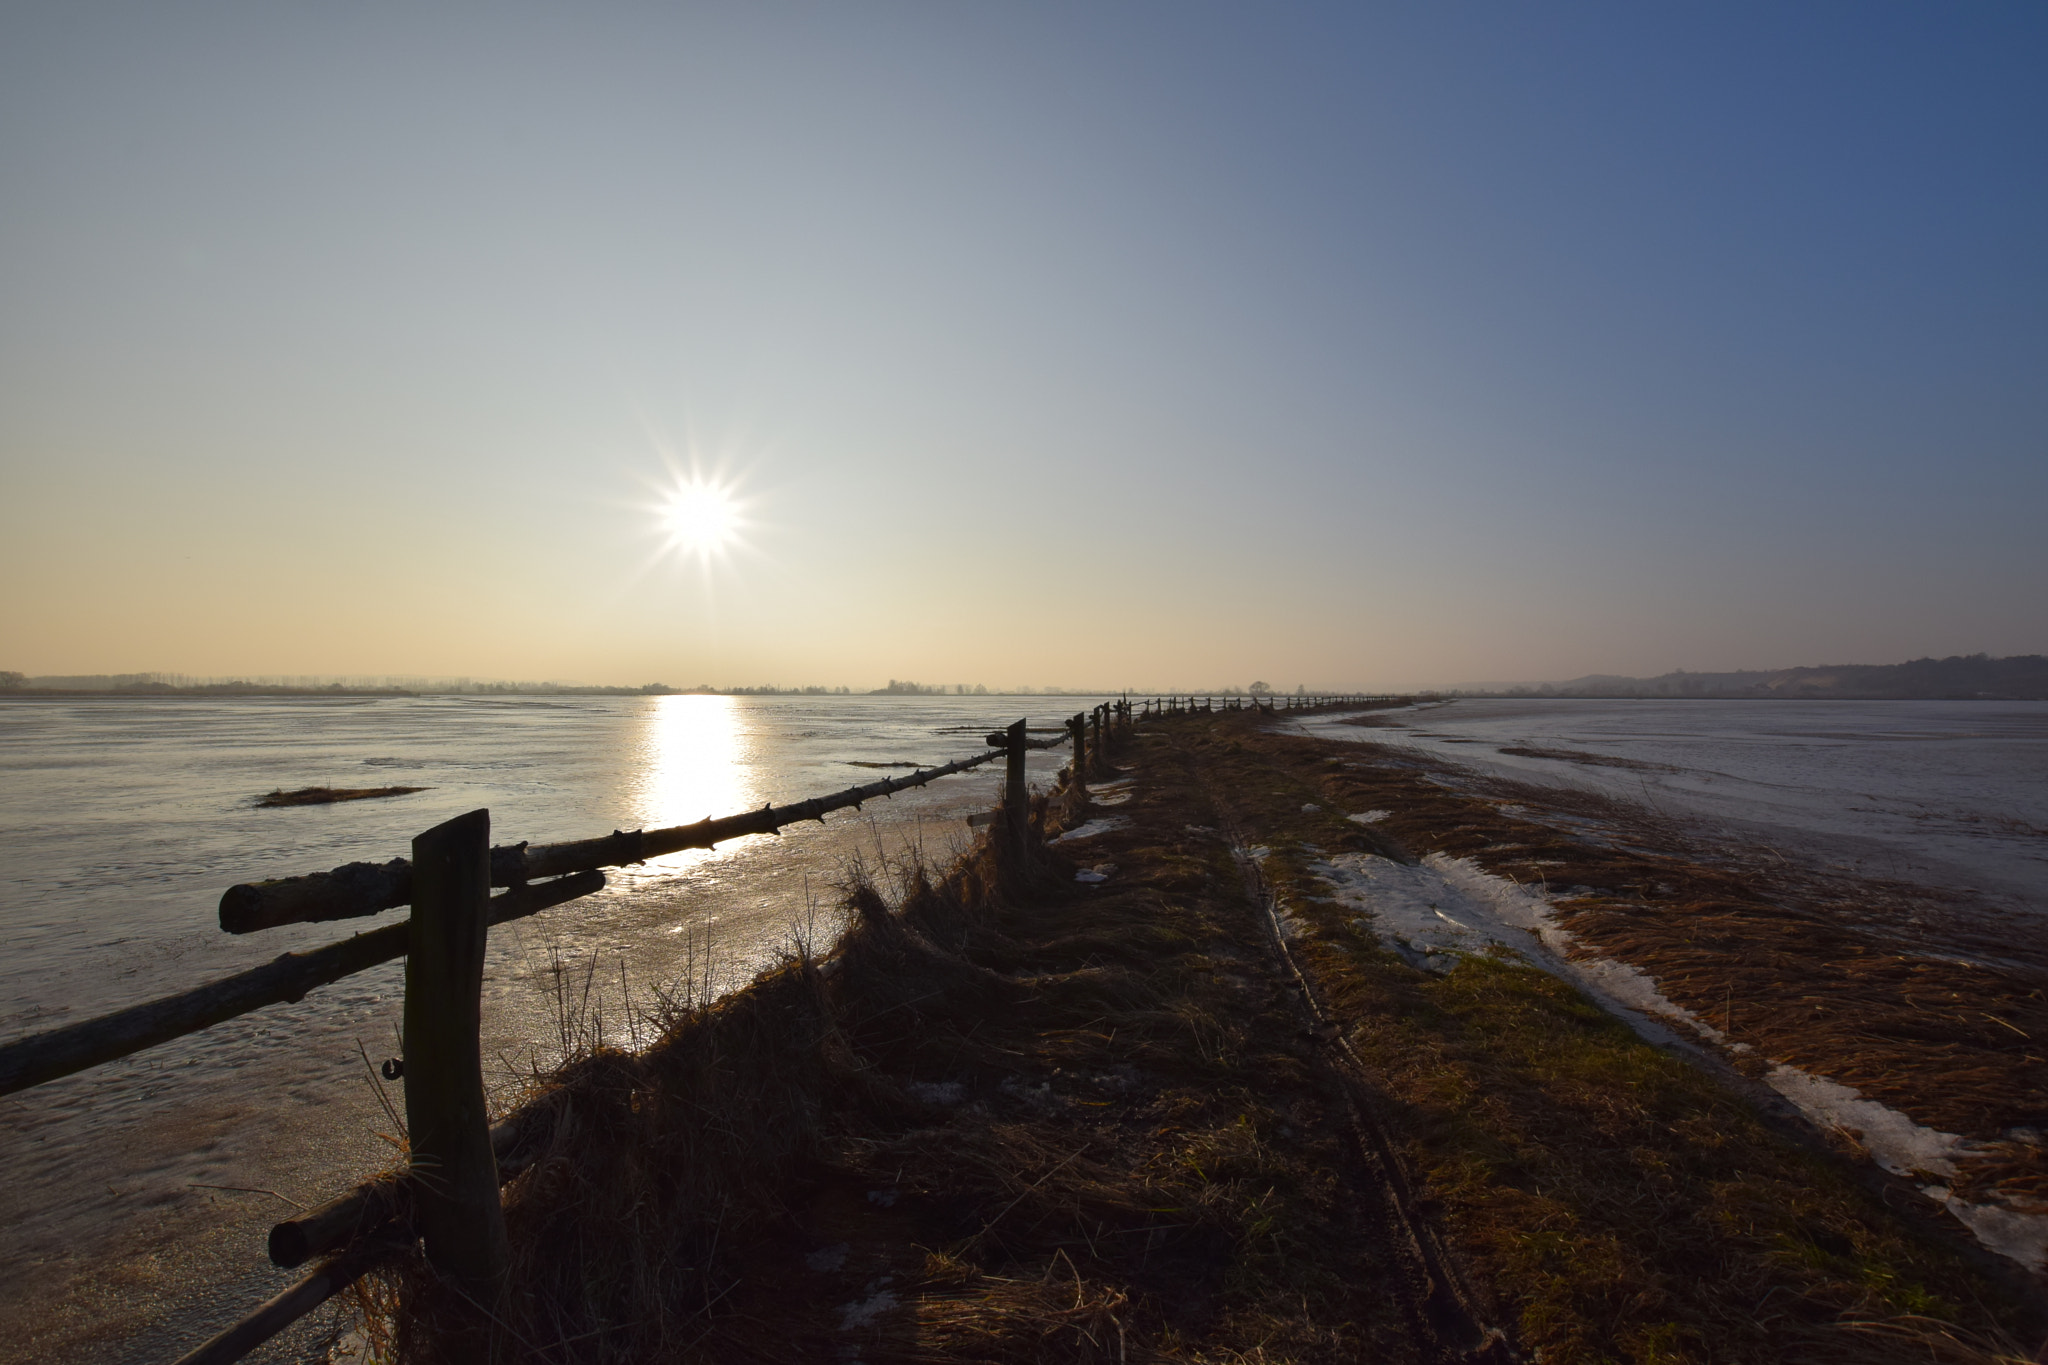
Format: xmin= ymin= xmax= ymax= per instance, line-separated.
xmin=4 ymin=5 xmax=2043 ymax=684
xmin=12 ymin=648 xmax=2043 ymax=699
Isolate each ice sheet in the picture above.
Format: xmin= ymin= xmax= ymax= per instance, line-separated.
xmin=1290 ymin=698 xmax=2048 ymax=918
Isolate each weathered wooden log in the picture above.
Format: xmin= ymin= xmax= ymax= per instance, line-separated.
xmin=268 ymin=1176 xmax=406 ymax=1272
xmin=0 ymin=871 xmax=603 ymax=1098
xmin=169 ymin=1226 xmax=409 ymax=1365
xmin=268 ymin=1106 xmax=544 ymax=1267
xmin=404 ymin=809 xmax=509 ymax=1294
xmin=221 ymin=748 xmax=1006 ymax=932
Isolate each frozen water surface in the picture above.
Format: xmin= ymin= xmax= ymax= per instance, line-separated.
xmin=1292 ymin=698 xmax=2048 ymax=918
xmin=0 ymin=693 xmax=1110 ymax=1362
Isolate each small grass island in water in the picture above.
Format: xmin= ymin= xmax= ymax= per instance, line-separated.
xmin=257 ymin=785 xmax=427 ymax=807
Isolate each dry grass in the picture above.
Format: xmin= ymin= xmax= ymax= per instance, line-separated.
xmin=1298 ymin=734 xmax=2047 ymax=1157
xmin=362 ymin=709 xmax=2045 ymax=1364
xmin=1148 ymin=709 xmax=2045 ymax=1361
xmin=370 ymin=729 xmax=1434 ymax=1362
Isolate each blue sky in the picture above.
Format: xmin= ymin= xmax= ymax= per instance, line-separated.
xmin=2 ymin=3 xmax=2042 ymax=689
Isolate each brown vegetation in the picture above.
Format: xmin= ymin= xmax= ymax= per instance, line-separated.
xmin=1164 ymin=712 xmax=2045 ymax=1355
xmin=1291 ymin=735 xmax=2047 ymax=1156
xmin=360 ymin=709 xmax=2044 ymax=1363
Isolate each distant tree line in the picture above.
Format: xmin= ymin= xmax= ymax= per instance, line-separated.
xmin=1456 ymin=654 xmax=2048 ymax=701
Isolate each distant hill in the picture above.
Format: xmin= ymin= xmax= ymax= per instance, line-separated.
xmin=1471 ymin=654 xmax=2048 ymax=700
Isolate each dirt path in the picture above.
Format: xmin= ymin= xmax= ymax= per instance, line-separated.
xmin=666 ymin=731 xmax=1502 ymax=1362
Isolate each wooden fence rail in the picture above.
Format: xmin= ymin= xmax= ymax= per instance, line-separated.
xmin=1 ymin=694 xmax=1385 ymax=1364
xmin=0 ymin=871 xmax=606 ymax=1097
xmin=221 ymin=747 xmax=1017 ymax=933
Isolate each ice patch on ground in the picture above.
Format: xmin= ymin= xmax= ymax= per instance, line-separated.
xmin=1763 ymin=1066 xmax=1972 ymax=1180
xmin=1347 ymin=810 xmax=1391 ymax=824
xmin=1931 ymin=1194 xmax=2048 ymax=1273
xmin=1764 ymin=1067 xmax=2048 ymax=1270
xmin=1305 ymin=851 xmax=2048 ymax=1272
xmin=1052 ymin=817 xmax=1127 ymax=844
xmin=1315 ymin=853 xmax=1540 ymax=972
xmin=1310 ymin=852 xmax=1731 ymax=1052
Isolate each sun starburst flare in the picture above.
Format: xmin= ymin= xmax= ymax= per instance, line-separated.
xmin=657 ymin=479 xmax=743 ymax=561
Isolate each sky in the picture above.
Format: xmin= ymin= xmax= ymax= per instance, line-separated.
xmin=2 ymin=3 xmax=2044 ymax=691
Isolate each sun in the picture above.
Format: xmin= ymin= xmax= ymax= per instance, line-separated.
xmin=659 ymin=481 xmax=740 ymax=558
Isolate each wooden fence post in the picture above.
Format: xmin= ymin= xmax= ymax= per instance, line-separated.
xmin=1068 ymin=712 xmax=1088 ymax=795
xmin=404 ymin=809 xmax=510 ymax=1298
xmin=1004 ymin=718 xmax=1028 ymax=843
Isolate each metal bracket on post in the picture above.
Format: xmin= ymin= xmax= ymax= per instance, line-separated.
xmin=404 ymin=809 xmax=510 ymax=1299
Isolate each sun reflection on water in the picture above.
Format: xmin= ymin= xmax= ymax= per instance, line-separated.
xmin=632 ymin=694 xmax=757 ymax=871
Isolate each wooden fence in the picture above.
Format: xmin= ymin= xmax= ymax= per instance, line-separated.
xmin=0 ymin=694 xmax=1381 ymax=1363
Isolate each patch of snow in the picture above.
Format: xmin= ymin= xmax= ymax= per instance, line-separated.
xmin=1092 ymin=790 xmax=1134 ymax=806
xmin=1302 ymin=803 xmax=1322 ymax=813
xmin=1347 ymin=810 xmax=1392 ymax=824
xmin=805 ymin=1242 xmax=850 ymax=1272
xmin=839 ymin=1288 xmax=899 ymax=1330
xmin=1000 ymin=1076 xmax=1061 ymax=1106
xmin=1052 ymin=817 xmax=1127 ymax=844
xmin=1074 ymin=869 xmax=1109 ymax=884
